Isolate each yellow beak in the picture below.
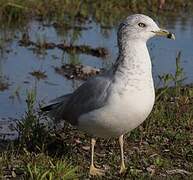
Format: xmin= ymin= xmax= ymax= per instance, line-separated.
xmin=152 ymin=29 xmax=175 ymax=40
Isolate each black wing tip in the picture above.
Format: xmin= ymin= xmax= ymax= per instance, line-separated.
xmin=41 ymin=104 xmax=53 ymax=112
xmin=41 ymin=102 xmax=61 ymax=112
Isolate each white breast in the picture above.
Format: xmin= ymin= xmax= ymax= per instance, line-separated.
xmin=78 ymin=85 xmax=155 ymax=138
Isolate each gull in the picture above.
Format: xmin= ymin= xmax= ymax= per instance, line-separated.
xmin=41 ymin=14 xmax=175 ymax=176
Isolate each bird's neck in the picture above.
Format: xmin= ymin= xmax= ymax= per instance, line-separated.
xmin=113 ymin=40 xmax=153 ymax=88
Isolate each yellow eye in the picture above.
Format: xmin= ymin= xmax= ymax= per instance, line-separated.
xmin=138 ymin=23 xmax=146 ymax=28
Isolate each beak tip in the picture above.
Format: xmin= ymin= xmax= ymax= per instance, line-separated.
xmin=167 ymin=33 xmax=175 ymax=40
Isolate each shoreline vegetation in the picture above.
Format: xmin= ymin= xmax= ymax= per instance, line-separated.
xmin=1 ymin=52 xmax=193 ymax=179
xmin=0 ymin=0 xmax=193 ymax=179
xmin=0 ymin=0 xmax=193 ymax=28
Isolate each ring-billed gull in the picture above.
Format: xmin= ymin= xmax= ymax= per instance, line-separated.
xmin=41 ymin=14 xmax=175 ymax=176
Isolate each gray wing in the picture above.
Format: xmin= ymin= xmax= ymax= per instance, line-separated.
xmin=55 ymin=75 xmax=112 ymax=125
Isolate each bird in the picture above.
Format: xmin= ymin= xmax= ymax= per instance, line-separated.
xmin=41 ymin=14 xmax=175 ymax=176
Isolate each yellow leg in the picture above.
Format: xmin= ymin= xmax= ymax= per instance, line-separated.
xmin=119 ymin=135 xmax=127 ymax=174
xmin=89 ymin=138 xmax=105 ymax=176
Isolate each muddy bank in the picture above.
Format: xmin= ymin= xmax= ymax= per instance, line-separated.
xmin=55 ymin=64 xmax=101 ymax=80
xmin=0 ymin=118 xmax=18 ymax=140
xmin=18 ymin=34 xmax=108 ymax=58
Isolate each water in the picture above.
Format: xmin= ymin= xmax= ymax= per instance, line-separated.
xmin=0 ymin=15 xmax=193 ymax=119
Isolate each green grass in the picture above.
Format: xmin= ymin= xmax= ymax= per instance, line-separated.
xmin=0 ymin=149 xmax=77 ymax=179
xmin=0 ymin=0 xmax=192 ymax=27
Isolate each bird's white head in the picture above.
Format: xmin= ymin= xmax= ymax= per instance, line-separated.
xmin=118 ymin=14 xmax=175 ymax=43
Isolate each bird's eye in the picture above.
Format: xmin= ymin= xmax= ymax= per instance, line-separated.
xmin=138 ymin=23 xmax=146 ymax=28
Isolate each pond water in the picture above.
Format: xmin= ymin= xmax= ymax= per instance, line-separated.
xmin=0 ymin=14 xmax=193 ymax=119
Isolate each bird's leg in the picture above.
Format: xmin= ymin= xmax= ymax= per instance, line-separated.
xmin=89 ymin=138 xmax=105 ymax=176
xmin=119 ymin=135 xmax=127 ymax=174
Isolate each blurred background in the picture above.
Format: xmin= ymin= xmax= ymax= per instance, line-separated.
xmin=0 ymin=0 xmax=193 ymax=118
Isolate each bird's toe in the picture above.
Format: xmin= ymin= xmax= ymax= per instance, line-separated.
xmin=89 ymin=165 xmax=105 ymax=176
xmin=119 ymin=165 xmax=127 ymax=174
